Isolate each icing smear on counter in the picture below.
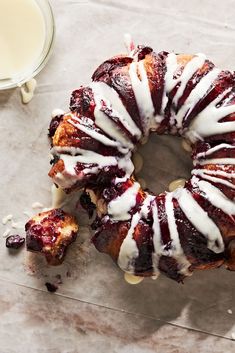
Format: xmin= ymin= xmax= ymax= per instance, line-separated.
xmin=124 ymin=272 xmax=144 ymax=284
xmin=2 ymin=214 xmax=13 ymax=225
xmin=51 ymin=184 xmax=68 ymax=208
xmin=32 ymin=202 xmax=44 ymax=209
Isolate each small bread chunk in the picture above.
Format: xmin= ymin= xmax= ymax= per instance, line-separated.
xmin=25 ymin=209 xmax=78 ymax=265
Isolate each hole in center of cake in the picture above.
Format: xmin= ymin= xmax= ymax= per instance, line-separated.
xmin=135 ymin=134 xmax=192 ymax=195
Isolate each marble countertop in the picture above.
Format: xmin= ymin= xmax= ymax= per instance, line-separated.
xmin=0 ymin=0 xmax=235 ymax=352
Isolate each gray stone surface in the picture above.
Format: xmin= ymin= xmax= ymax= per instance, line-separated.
xmin=0 ymin=0 xmax=235 ymax=351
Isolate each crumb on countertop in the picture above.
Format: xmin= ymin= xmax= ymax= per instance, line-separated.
xmin=45 ymin=282 xmax=58 ymax=293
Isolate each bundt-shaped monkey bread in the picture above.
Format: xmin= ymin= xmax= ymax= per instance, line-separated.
xmin=27 ymin=41 xmax=235 ymax=282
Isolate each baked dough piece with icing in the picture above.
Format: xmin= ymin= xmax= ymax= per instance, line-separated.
xmin=34 ymin=42 xmax=235 ymax=281
xmin=25 ymin=209 xmax=78 ymax=265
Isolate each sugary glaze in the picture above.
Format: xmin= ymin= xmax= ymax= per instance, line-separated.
xmin=48 ymin=43 xmax=235 ymax=281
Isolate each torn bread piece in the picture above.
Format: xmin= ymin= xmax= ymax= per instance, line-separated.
xmin=25 ymin=208 xmax=78 ymax=265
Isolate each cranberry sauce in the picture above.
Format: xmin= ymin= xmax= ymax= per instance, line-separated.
xmin=79 ymin=191 xmax=96 ymax=218
xmin=25 ymin=209 xmax=65 ymax=252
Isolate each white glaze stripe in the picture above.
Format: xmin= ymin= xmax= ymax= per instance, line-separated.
xmin=173 ymin=54 xmax=206 ymax=106
xmin=192 ymin=169 xmax=235 ymax=189
xmin=108 ymin=182 xmax=140 ymax=221
xmin=51 ymin=109 xmax=65 ymax=118
xmin=191 ymin=167 xmax=235 ymax=179
xmin=161 ymin=53 xmax=178 ymax=113
xmin=61 ymin=152 xmax=117 ymax=174
xmin=175 ymin=68 xmax=221 ymax=128
xmin=188 ymin=87 xmax=235 ymax=141
xmin=194 ymin=158 xmax=235 ymax=166
xmin=175 ymin=188 xmax=224 ymax=253
xmin=129 ymin=60 xmax=155 ymax=131
xmin=195 ymin=177 xmax=235 ymax=216
xmin=68 ymin=116 xmax=128 ymax=154
xmin=151 ymin=201 xmax=161 ymax=275
xmin=118 ymin=195 xmax=154 ymax=273
xmin=52 ymin=147 xmax=134 ymax=189
xmin=196 ymin=143 xmax=235 ymax=159
xmin=93 ymin=103 xmax=134 ymax=150
xmin=118 ymin=211 xmax=140 ymax=272
xmin=90 ymin=81 xmax=141 ymax=139
xmin=165 ymin=193 xmax=191 ymax=275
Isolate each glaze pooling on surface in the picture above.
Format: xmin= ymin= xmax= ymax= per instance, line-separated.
xmin=49 ymin=43 xmax=235 ymax=281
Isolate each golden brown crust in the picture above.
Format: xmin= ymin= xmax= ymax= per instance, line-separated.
xmin=52 ymin=114 xmax=79 ymax=147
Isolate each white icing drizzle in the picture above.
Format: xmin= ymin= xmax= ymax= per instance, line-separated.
xmin=61 ymin=151 xmax=118 ymax=174
xmin=196 ymin=143 xmax=235 ymax=159
xmin=68 ymin=115 xmax=129 ymax=154
xmin=161 ymin=53 xmax=178 ymax=112
xmin=194 ymin=158 xmax=235 ymax=166
xmin=90 ymin=81 xmax=141 ymax=139
xmin=192 ymin=169 xmax=235 ymax=189
xmin=52 ymin=146 xmax=134 ymax=189
xmin=161 ymin=52 xmax=235 ymax=139
xmin=93 ymin=100 xmax=134 ymax=150
xmin=194 ymin=177 xmax=235 ymax=216
xmin=175 ymin=68 xmax=221 ymax=129
xmin=173 ymin=54 xmax=206 ymax=106
xmin=165 ymin=193 xmax=191 ymax=275
xmin=51 ymin=109 xmax=65 ymax=118
xmin=108 ymin=182 xmax=140 ymax=221
xmin=52 ymin=146 xmax=134 ymax=179
xmin=174 ymin=187 xmax=224 ymax=253
xmin=188 ymin=87 xmax=235 ymax=141
xmin=192 ymin=167 xmax=235 ymax=179
xmin=118 ymin=195 xmax=154 ymax=273
xmin=118 ymin=211 xmax=140 ymax=273
xmin=129 ymin=60 xmax=156 ymax=132
xmin=151 ymin=201 xmax=162 ymax=276
xmin=123 ymin=33 xmax=135 ymax=55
